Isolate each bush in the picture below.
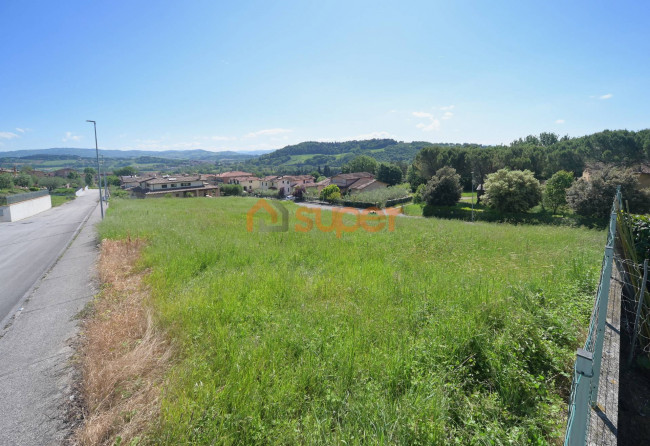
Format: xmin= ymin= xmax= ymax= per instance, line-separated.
xmin=484 ymin=169 xmax=542 ymax=213
xmin=542 ymin=170 xmax=574 ymax=213
xmin=567 ymin=167 xmax=650 ymax=219
xmin=422 ymin=166 xmax=462 ymax=206
xmin=220 ymin=184 xmax=243 ymax=196
xmin=0 ymin=173 xmax=13 ymax=189
xmin=13 ymin=174 xmax=33 ymax=188
xmin=320 ymin=184 xmax=341 ymax=203
xmin=413 ymin=183 xmax=426 ymax=204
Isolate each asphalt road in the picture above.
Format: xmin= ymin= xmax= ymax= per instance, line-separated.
xmin=0 ymin=191 xmax=99 ymax=325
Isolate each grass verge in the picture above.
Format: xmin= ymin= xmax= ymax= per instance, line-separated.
xmin=73 ymin=237 xmax=172 ymax=446
xmin=51 ymin=194 xmax=75 ymax=207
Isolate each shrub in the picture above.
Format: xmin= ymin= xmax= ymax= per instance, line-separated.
xmin=566 ymin=167 xmax=650 ymax=219
xmin=0 ymin=173 xmax=14 ymax=189
xmin=484 ymin=169 xmax=542 ymax=213
xmin=13 ymin=174 xmax=33 ymax=188
xmin=220 ymin=184 xmax=243 ymax=196
xmin=413 ymin=183 xmax=426 ymax=204
xmin=422 ymin=166 xmax=462 ymax=206
xmin=542 ymin=170 xmax=574 ymax=213
xmin=320 ymin=184 xmax=341 ymax=203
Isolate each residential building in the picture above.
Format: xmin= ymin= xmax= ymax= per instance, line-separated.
xmin=131 ymin=175 xmax=219 ymax=198
xmin=215 ymin=171 xmax=254 ymax=184
xmin=331 ymin=172 xmax=386 ymax=194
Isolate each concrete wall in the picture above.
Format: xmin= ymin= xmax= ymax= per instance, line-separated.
xmin=0 ymin=195 xmax=52 ymax=222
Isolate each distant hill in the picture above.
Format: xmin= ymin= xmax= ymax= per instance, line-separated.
xmin=0 ymin=147 xmax=269 ymax=161
xmin=237 ymin=139 xmax=471 ymax=173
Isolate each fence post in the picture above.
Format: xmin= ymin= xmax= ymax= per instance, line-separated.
xmin=567 ymin=348 xmax=594 ymax=446
xmin=590 ymin=202 xmax=618 ymax=406
xmin=629 ymin=259 xmax=649 ymax=365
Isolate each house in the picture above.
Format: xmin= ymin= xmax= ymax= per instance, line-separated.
xmin=215 ymin=171 xmax=254 ymax=184
xmin=131 ymin=175 xmax=219 ymax=198
xmin=230 ymin=176 xmax=262 ymax=192
xmin=259 ymin=175 xmax=279 ymax=191
xmin=48 ymin=168 xmax=78 ymax=178
xmin=305 ymin=178 xmax=331 ymax=195
xmin=331 ymin=172 xmax=386 ymax=194
xmin=120 ymin=175 xmax=153 ymax=189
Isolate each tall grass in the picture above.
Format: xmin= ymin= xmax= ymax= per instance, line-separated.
xmin=99 ymin=197 xmax=604 ymax=444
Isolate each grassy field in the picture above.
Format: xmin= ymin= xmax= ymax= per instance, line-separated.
xmin=98 ymin=197 xmax=604 ymax=444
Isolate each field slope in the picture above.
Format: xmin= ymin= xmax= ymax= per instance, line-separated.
xmin=99 ymin=197 xmax=604 ymax=444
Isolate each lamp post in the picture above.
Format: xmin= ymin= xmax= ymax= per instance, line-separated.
xmin=86 ymin=120 xmax=104 ymax=219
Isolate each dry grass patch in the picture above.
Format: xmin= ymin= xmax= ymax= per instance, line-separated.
xmin=73 ymin=237 xmax=172 ymax=446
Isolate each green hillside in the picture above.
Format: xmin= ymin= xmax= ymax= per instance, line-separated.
xmin=237 ymin=139 xmax=474 ymax=173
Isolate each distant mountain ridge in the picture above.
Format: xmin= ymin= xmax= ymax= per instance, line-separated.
xmin=0 ymin=147 xmax=272 ymax=160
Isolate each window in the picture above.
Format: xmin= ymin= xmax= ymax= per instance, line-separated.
xmin=171 ymin=184 xmax=177 ymax=188
xmin=161 ymin=184 xmax=167 ymax=189
xmin=181 ymin=182 xmax=190 ymax=187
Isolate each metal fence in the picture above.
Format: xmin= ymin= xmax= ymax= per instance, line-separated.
xmin=0 ymin=189 xmax=49 ymax=206
xmin=564 ymin=187 xmax=621 ymax=446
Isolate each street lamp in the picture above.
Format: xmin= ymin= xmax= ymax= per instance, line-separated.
xmin=86 ymin=120 xmax=104 ymax=219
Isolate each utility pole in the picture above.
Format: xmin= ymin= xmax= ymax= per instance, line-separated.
xmin=86 ymin=120 xmax=103 ymax=219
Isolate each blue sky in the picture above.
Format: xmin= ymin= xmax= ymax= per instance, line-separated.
xmin=1 ymin=0 xmax=648 ymax=152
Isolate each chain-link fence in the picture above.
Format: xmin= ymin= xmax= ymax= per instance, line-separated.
xmin=564 ymin=188 xmax=621 ymax=446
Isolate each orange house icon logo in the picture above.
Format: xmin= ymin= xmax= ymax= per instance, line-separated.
xmin=246 ymin=199 xmax=289 ymax=232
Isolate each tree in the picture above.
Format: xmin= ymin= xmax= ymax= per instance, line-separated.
xmin=113 ymin=166 xmax=137 ymax=177
xmin=567 ymin=167 xmax=650 ymax=218
xmin=323 ymin=165 xmax=332 ymax=177
xmin=85 ymin=173 xmax=94 ymax=187
xmin=542 ymin=170 xmax=574 ymax=213
xmin=67 ymin=171 xmax=81 ymax=180
xmin=13 ymin=173 xmax=33 ymax=188
xmin=422 ymin=167 xmax=462 ymax=206
xmin=38 ymin=177 xmax=65 ymax=191
xmin=106 ymin=175 xmax=121 ymax=186
xmin=342 ymin=155 xmax=378 ymax=175
xmin=293 ymin=185 xmax=305 ymax=200
xmin=0 ymin=173 xmax=13 ymax=189
xmin=320 ymin=184 xmax=341 ymax=203
xmin=220 ymin=184 xmax=243 ymax=196
xmin=484 ymin=169 xmax=542 ymax=213
xmin=376 ymin=163 xmax=403 ymax=186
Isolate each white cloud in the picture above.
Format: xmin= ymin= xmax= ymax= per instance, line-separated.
xmin=62 ymin=132 xmax=82 ymax=142
xmin=244 ymin=128 xmax=293 ymax=138
xmin=440 ymin=105 xmax=455 ymax=111
xmin=412 ymin=111 xmax=434 ymax=119
xmin=442 ymin=111 xmax=453 ymax=120
xmin=412 ymin=111 xmax=442 ymax=132
xmin=211 ymin=135 xmax=237 ymax=141
xmin=0 ymin=131 xmax=19 ymax=139
xmin=416 ymin=120 xmax=441 ymax=132
xmin=599 ymin=93 xmax=613 ymax=100
xmin=15 ymin=128 xmax=25 ymax=133
xmin=555 ymin=119 xmax=565 ymax=124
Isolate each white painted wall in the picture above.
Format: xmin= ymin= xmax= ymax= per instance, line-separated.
xmin=0 ymin=195 xmax=52 ymax=222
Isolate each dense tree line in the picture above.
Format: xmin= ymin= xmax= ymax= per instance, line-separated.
xmin=408 ymin=129 xmax=650 ymax=191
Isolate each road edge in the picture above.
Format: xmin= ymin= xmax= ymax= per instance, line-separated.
xmin=0 ymin=200 xmax=102 ymax=338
